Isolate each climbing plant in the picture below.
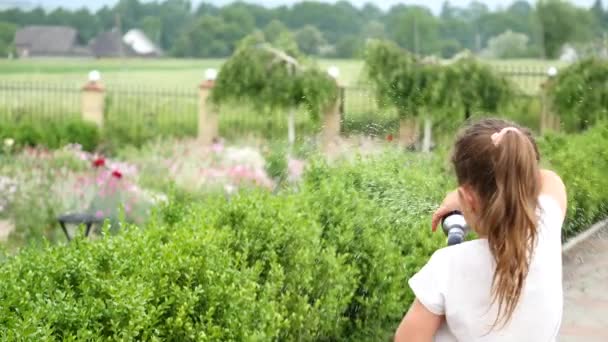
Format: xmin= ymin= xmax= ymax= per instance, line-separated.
xmin=364 ymin=40 xmax=514 ymax=150
xmin=211 ymin=34 xmax=338 ymax=120
xmin=546 ymin=58 xmax=608 ymax=132
xmin=364 ymin=40 xmax=440 ymax=119
xmin=436 ymin=57 xmax=514 ymax=120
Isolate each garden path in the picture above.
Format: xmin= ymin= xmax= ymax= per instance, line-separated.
xmin=560 ymin=221 xmax=608 ymax=341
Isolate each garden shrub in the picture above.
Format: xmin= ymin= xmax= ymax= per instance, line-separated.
xmin=0 ymin=152 xmax=446 ymax=341
xmin=0 ymin=126 xmax=607 ymax=340
xmin=0 ymin=119 xmax=100 ymax=151
xmin=539 ymin=122 xmax=608 ymax=238
xmin=546 ymin=58 xmax=608 ymax=132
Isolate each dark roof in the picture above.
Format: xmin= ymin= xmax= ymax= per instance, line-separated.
xmin=89 ymin=29 xmax=136 ymax=58
xmin=14 ymin=26 xmax=78 ymax=54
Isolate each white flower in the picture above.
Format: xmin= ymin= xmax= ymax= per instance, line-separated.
xmin=3 ymin=138 xmax=14 ymax=148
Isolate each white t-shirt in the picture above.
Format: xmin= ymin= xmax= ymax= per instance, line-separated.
xmin=409 ymin=195 xmax=564 ymax=341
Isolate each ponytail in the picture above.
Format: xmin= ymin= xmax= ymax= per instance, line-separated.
xmin=452 ymin=119 xmax=541 ymax=328
xmin=485 ymin=128 xmax=540 ymax=327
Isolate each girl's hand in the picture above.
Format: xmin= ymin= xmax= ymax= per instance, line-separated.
xmin=431 ymin=190 xmax=461 ymax=232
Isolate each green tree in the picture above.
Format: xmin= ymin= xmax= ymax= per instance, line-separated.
xmin=295 ymin=25 xmax=326 ymax=55
xmin=172 ymin=15 xmax=230 ymax=57
xmin=0 ymin=21 xmax=16 ymax=57
xmin=140 ymin=16 xmax=162 ymax=46
xmin=335 ymin=35 xmax=363 ymax=58
xmin=537 ymin=0 xmax=597 ymax=58
xmin=485 ymin=30 xmax=530 ymax=59
xmin=362 ymin=20 xmax=386 ymax=40
xmin=386 ymin=6 xmax=440 ymax=55
xmin=264 ymin=19 xmax=289 ymax=44
xmin=212 ymin=37 xmax=338 ymax=149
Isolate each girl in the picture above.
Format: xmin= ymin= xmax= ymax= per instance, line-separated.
xmin=395 ymin=119 xmax=567 ymax=341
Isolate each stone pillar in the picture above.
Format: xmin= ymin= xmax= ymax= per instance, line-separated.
xmin=399 ymin=116 xmax=419 ymax=150
xmin=81 ymin=81 xmax=105 ymax=127
xmin=198 ymin=79 xmax=219 ymax=145
xmin=322 ymin=86 xmax=343 ymax=151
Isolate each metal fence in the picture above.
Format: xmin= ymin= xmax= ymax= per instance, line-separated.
xmin=105 ymin=85 xmax=199 ymax=145
xmin=0 ymin=64 xmax=549 ymax=143
xmin=0 ymin=81 xmax=80 ymax=124
xmin=492 ymin=64 xmax=549 ymax=95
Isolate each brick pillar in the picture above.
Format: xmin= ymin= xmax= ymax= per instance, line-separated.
xmin=81 ymin=81 xmax=105 ymax=127
xmin=322 ymin=86 xmax=343 ymax=151
xmin=198 ymin=80 xmax=219 ymax=145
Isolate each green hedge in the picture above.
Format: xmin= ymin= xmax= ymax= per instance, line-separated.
xmin=0 ymin=119 xmax=100 ymax=152
xmin=0 ymin=153 xmax=447 ymax=341
xmin=0 ymin=125 xmax=607 ymax=340
xmin=539 ymin=122 xmax=608 ymax=238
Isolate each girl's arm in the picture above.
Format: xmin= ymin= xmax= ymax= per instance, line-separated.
xmin=539 ymin=169 xmax=567 ymax=218
xmin=394 ymin=299 xmax=443 ymax=342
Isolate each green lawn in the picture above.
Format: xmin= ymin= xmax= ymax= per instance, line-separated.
xmin=0 ymin=57 xmax=569 ymax=95
xmin=0 ymin=58 xmax=364 ymax=88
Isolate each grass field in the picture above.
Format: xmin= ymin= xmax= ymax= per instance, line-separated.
xmin=0 ymin=58 xmax=364 ymax=88
xmin=0 ymin=58 xmax=567 ymax=90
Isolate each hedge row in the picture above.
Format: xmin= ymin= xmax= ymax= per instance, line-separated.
xmin=538 ymin=123 xmax=608 ymax=237
xmin=0 ymin=124 xmax=606 ymax=340
xmin=0 ymin=153 xmax=447 ymax=341
xmin=0 ymin=119 xmax=100 ymax=152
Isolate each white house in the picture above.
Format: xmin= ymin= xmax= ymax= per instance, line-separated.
xmin=123 ymin=29 xmax=162 ymax=57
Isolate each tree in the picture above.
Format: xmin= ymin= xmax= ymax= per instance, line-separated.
xmin=264 ymin=20 xmax=289 ymax=44
xmin=335 ymin=35 xmax=363 ymax=58
xmin=140 ymin=16 xmax=162 ymax=46
xmin=295 ymin=25 xmax=326 ymax=55
xmin=547 ymin=58 xmax=608 ymax=131
xmin=172 ymin=15 xmax=230 ymax=57
xmin=158 ymin=0 xmax=193 ymax=51
xmin=386 ymin=6 xmax=440 ymax=55
xmin=485 ymin=30 xmax=530 ymax=59
xmin=212 ymin=37 xmax=338 ymax=149
xmin=537 ymin=0 xmax=597 ymax=58
xmin=362 ymin=20 xmax=386 ymax=40
xmin=0 ymin=21 xmax=16 ymax=57
xmin=364 ymin=40 xmax=442 ymax=150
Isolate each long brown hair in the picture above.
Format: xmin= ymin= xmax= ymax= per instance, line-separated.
xmin=451 ymin=118 xmax=540 ymax=327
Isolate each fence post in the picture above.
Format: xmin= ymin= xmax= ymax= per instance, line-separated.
xmin=322 ymin=66 xmax=342 ymax=152
xmin=198 ymin=69 xmax=219 ymax=145
xmin=399 ymin=116 xmax=419 ymax=150
xmin=81 ymin=70 xmax=105 ymax=127
xmin=540 ymin=67 xmax=560 ymax=134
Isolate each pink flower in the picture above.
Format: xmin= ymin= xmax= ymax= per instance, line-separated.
xmin=211 ymin=142 xmax=224 ymax=154
xmin=95 ymin=210 xmax=104 ymax=219
xmin=288 ymin=159 xmax=305 ymax=180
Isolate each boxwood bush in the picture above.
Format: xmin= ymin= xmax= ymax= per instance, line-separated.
xmin=1 ymin=125 xmax=607 ymax=340
xmin=539 ymin=122 xmax=608 ymax=238
xmin=0 ymin=153 xmax=447 ymax=341
xmin=0 ymin=119 xmax=100 ymax=152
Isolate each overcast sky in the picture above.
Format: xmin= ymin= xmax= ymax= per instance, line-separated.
xmin=3 ymin=0 xmax=600 ymax=14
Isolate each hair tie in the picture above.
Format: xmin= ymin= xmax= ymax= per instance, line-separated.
xmin=491 ymin=127 xmax=521 ymax=146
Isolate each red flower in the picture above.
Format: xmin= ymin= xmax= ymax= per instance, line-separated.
xmin=111 ymin=170 xmax=123 ymax=179
xmin=386 ymin=134 xmax=394 ymax=142
xmin=92 ymin=157 xmax=106 ymax=168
